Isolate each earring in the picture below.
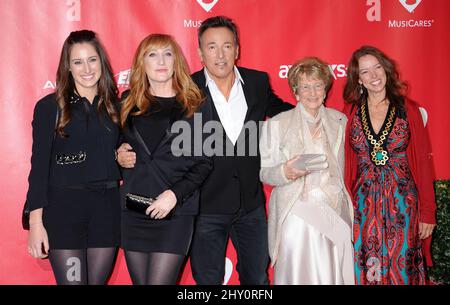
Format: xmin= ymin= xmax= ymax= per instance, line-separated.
xmin=359 ymin=84 xmax=364 ymax=95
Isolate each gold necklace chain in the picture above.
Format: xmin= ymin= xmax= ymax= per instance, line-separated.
xmin=360 ymin=102 xmax=396 ymax=166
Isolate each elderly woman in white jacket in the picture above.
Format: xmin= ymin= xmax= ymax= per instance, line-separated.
xmin=259 ymin=57 xmax=354 ymax=285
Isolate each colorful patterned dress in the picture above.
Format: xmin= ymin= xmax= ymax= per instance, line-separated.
xmin=350 ymin=101 xmax=426 ymax=285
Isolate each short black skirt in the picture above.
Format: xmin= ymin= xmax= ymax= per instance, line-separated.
xmin=43 ymin=186 xmax=121 ymax=250
xmin=121 ymin=208 xmax=194 ymax=255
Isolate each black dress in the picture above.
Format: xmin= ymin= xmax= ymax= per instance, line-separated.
xmin=120 ymin=96 xmax=213 ymax=255
xmin=26 ymin=93 xmax=122 ymax=249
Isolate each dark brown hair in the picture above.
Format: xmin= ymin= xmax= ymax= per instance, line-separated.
xmin=198 ymin=16 xmax=239 ymax=47
xmin=343 ymin=45 xmax=407 ymax=109
xmin=55 ymin=30 xmax=118 ymax=136
xmin=120 ymin=34 xmax=204 ymax=128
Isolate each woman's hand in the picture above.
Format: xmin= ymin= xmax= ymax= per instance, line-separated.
xmin=28 ymin=222 xmax=49 ymax=259
xmin=117 ymin=143 xmax=136 ymax=168
xmin=419 ymin=222 xmax=436 ymax=239
xmin=283 ymin=155 xmax=310 ymax=181
xmin=146 ymin=190 xmax=177 ymax=219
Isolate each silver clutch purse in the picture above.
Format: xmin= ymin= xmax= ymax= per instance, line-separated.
xmin=293 ymin=154 xmax=328 ymax=171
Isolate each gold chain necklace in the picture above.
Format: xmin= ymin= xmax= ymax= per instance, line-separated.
xmin=360 ymin=101 xmax=396 ymax=166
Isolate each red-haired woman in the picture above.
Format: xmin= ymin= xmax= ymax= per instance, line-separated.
xmin=118 ymin=34 xmax=212 ymax=284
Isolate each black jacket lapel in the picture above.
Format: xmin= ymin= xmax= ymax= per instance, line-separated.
xmin=128 ymin=103 xmax=184 ymax=157
xmin=239 ymin=68 xmax=257 ymax=123
xmin=150 ymin=103 xmax=184 ymax=155
xmin=129 ymin=117 xmax=152 ymax=156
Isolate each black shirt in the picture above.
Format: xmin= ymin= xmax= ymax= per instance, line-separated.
xmin=134 ymin=96 xmax=177 ymax=153
xmin=26 ymin=93 xmax=121 ymax=211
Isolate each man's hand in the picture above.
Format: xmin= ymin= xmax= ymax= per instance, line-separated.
xmin=117 ymin=143 xmax=136 ymax=168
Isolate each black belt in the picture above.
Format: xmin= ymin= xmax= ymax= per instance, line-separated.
xmin=63 ymin=181 xmax=119 ymax=190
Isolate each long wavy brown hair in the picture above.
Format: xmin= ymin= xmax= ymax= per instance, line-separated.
xmin=343 ymin=45 xmax=407 ymax=109
xmin=120 ymin=34 xmax=204 ymax=128
xmin=56 ymin=30 xmax=119 ymax=137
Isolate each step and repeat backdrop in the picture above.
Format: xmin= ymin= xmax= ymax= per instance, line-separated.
xmin=0 ymin=0 xmax=449 ymax=284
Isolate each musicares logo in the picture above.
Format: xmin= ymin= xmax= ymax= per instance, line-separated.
xmin=398 ymin=0 xmax=422 ymax=13
xmin=367 ymin=0 xmax=424 ymax=21
xmin=366 ymin=0 xmax=433 ymax=28
xmin=197 ymin=0 xmax=219 ymax=12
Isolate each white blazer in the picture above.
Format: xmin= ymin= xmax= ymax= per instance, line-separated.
xmin=259 ymin=102 xmax=353 ymax=266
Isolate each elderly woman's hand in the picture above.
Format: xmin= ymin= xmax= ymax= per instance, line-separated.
xmin=117 ymin=143 xmax=136 ymax=168
xmin=419 ymin=222 xmax=436 ymax=239
xmin=283 ymin=155 xmax=310 ymax=181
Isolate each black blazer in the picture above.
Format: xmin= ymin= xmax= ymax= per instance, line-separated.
xmin=120 ymin=95 xmax=213 ymax=216
xmin=26 ymin=93 xmax=121 ymax=212
xmin=191 ymin=67 xmax=294 ymax=214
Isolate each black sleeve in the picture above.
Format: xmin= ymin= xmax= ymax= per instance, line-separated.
xmin=116 ymin=89 xmax=130 ymax=146
xmin=262 ymin=72 xmax=294 ymax=118
xmin=25 ymin=97 xmax=58 ymax=212
xmin=170 ymin=101 xmax=214 ymax=204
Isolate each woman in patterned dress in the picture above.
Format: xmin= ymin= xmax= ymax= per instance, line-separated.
xmin=343 ymin=45 xmax=436 ymax=285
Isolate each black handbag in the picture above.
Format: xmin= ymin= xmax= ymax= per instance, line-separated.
xmin=125 ymin=193 xmax=155 ymax=214
xmin=125 ymin=193 xmax=172 ymax=219
xmin=22 ymin=108 xmax=59 ymax=230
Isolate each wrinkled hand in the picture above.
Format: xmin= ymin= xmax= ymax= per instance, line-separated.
xmin=283 ymin=155 xmax=310 ymax=181
xmin=117 ymin=143 xmax=136 ymax=168
xmin=146 ymin=190 xmax=177 ymax=219
xmin=28 ymin=223 xmax=49 ymax=259
xmin=419 ymin=222 xmax=436 ymax=239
